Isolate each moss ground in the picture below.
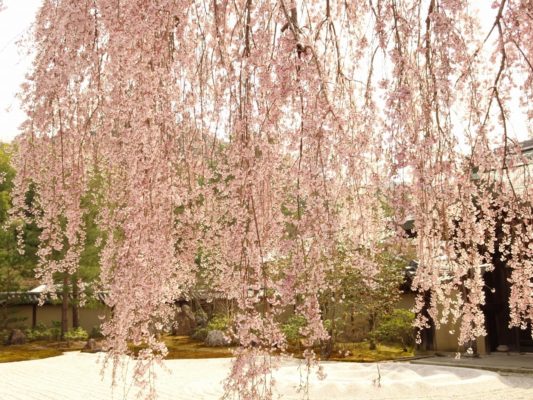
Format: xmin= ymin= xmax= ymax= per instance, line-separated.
xmin=163 ymin=336 xmax=233 ymax=359
xmin=1 ymin=336 xmax=411 ymax=363
xmin=328 ymin=342 xmax=414 ymax=362
xmin=0 ymin=340 xmax=86 ymax=363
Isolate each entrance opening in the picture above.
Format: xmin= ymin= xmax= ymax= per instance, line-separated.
xmin=483 ymin=257 xmax=533 ymax=353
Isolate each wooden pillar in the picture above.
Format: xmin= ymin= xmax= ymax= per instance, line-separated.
xmin=72 ymin=277 xmax=79 ymax=328
xmin=61 ymin=275 xmax=69 ymax=339
xmin=32 ymin=303 xmax=37 ymax=329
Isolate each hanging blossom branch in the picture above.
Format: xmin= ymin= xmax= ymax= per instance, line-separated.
xmin=380 ymin=0 xmax=533 ymax=350
xmin=8 ymin=0 xmax=533 ymax=398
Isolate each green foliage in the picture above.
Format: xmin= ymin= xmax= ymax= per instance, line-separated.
xmin=0 ymin=328 xmax=8 ymax=344
xmin=89 ymin=325 xmax=103 ymax=339
xmin=0 ymin=144 xmax=39 ymax=287
xmin=0 ymin=149 xmax=105 ymax=330
xmin=323 ymin=319 xmax=332 ymax=333
xmin=24 ymin=322 xmax=61 ymax=341
xmin=77 ymin=173 xmax=106 ymax=286
xmin=281 ymin=315 xmax=306 ymax=345
xmin=25 ymin=323 xmax=90 ymax=342
xmin=25 ymin=329 xmax=51 ymax=341
xmin=320 ymin=241 xmax=413 ymax=343
xmin=371 ymin=309 xmax=415 ymax=350
xmin=49 ymin=320 xmax=62 ymax=340
xmin=0 ymin=144 xmax=40 ymax=328
xmin=206 ymin=314 xmax=231 ymax=332
xmin=192 ymin=313 xmax=230 ymax=341
xmin=194 ymin=308 xmax=208 ymax=327
xmin=191 ymin=327 xmax=208 ymax=341
xmin=64 ymin=327 xmax=89 ymax=341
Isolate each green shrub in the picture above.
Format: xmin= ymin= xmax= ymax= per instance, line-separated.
xmin=22 ymin=323 xmax=91 ymax=342
xmin=281 ymin=315 xmax=307 ymax=346
xmin=189 ymin=314 xmax=231 ymax=342
xmin=194 ymin=309 xmax=208 ymax=328
xmin=25 ymin=328 xmax=51 ymax=341
xmin=49 ymin=321 xmax=62 ymax=340
xmin=89 ymin=325 xmax=103 ymax=339
xmin=371 ymin=309 xmax=415 ymax=350
xmin=323 ymin=319 xmax=333 ymax=333
xmin=25 ymin=323 xmax=56 ymax=341
xmin=64 ymin=327 xmax=89 ymax=341
xmin=191 ymin=327 xmax=208 ymax=341
xmin=206 ymin=314 xmax=231 ymax=332
xmin=1 ymin=329 xmax=9 ymax=344
xmin=34 ymin=322 xmax=48 ymax=331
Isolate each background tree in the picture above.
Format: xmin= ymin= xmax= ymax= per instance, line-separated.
xmin=320 ymin=242 xmax=411 ymax=354
xmin=0 ymin=143 xmax=39 ymax=327
xmin=0 ymin=141 xmax=102 ymax=335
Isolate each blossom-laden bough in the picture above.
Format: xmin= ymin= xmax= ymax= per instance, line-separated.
xmin=6 ymin=0 xmax=533 ymax=399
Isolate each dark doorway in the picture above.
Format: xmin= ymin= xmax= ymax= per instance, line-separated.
xmin=483 ymin=258 xmax=533 ymax=352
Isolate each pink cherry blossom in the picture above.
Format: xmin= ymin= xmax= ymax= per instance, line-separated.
xmin=7 ymin=1 xmax=533 ymax=398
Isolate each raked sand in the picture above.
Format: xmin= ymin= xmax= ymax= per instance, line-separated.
xmin=1 ymin=351 xmax=533 ymax=399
